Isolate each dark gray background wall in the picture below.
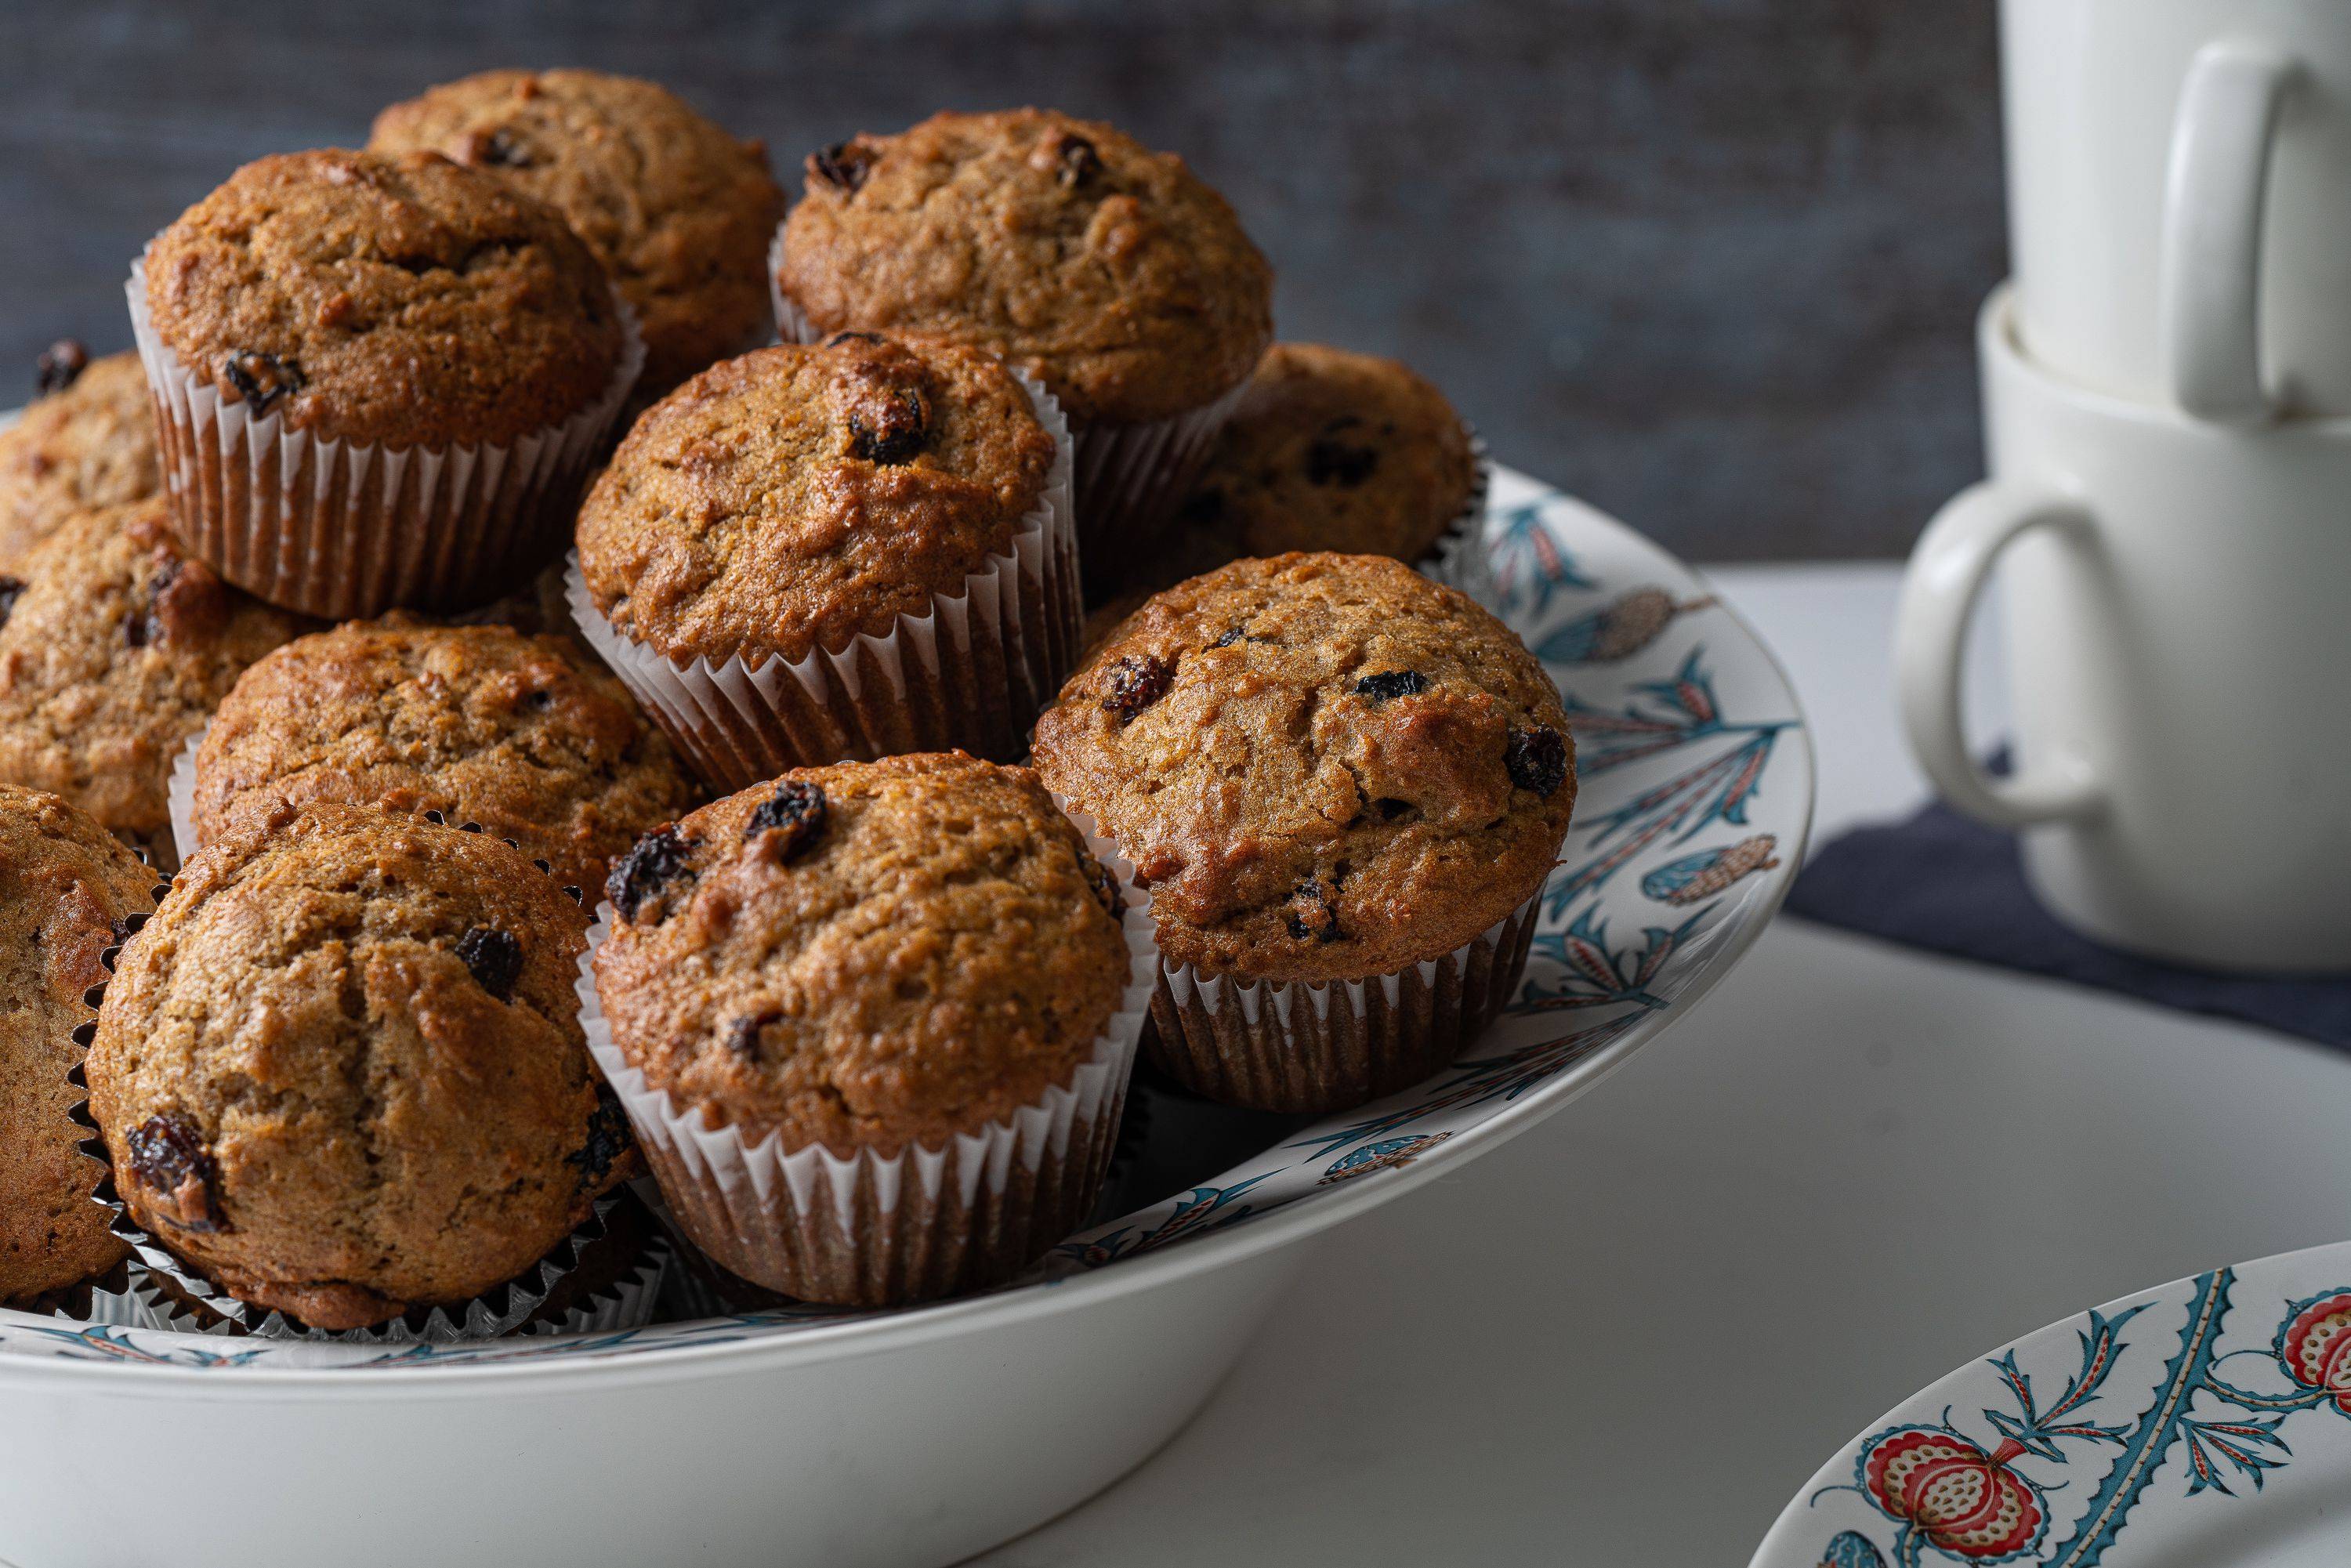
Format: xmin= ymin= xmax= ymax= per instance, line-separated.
xmin=0 ymin=0 xmax=2007 ymax=561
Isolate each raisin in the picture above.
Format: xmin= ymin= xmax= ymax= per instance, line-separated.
xmin=125 ymin=1112 xmax=226 ymax=1233
xmin=847 ymin=388 xmax=929 ymax=465
xmin=221 ymin=350 xmax=303 ymax=416
xmin=605 ymin=825 xmax=697 ymax=923
xmin=1353 ymin=669 xmax=1430 ymax=704
xmin=0 ymin=576 xmax=24 ymax=632
xmin=825 ymin=331 xmax=886 ymax=347
xmin=1056 ymin=135 xmax=1103 ymax=189
xmin=744 ymin=779 xmax=827 ymax=862
xmin=1306 ymin=422 xmax=1378 ymax=487
xmin=1085 ymin=853 xmax=1126 ymax=918
xmin=35 ymin=339 xmax=88 ymax=397
xmin=1101 ymin=654 xmax=1176 ymax=724
xmin=811 ymin=140 xmax=874 ymax=194
xmin=473 ymin=128 xmax=532 ymax=167
xmin=567 ymin=1088 xmax=632 ymax=1193
xmin=1505 ymin=725 xmax=1570 ymax=799
xmin=455 ymin=925 xmax=523 ymax=1002
xmin=1285 ymin=878 xmax=1343 ymax=943
xmin=125 ymin=558 xmax=183 ymax=650
xmin=723 ymin=1012 xmax=775 ymax=1058
xmin=1209 ymin=625 xmax=1247 ymax=650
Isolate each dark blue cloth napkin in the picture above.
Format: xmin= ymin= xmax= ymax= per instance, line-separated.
xmin=1786 ymin=794 xmax=2351 ymax=1050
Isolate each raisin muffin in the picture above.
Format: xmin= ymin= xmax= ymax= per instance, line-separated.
xmin=370 ymin=69 xmax=784 ymax=402
xmin=589 ymin=751 xmax=1140 ymax=1303
xmin=136 ymin=148 xmax=634 ymax=615
xmin=573 ymin=333 xmax=1064 ymax=786
xmin=0 ymin=346 xmax=161 ymax=570
xmin=85 ymin=802 xmax=627 ymax=1331
xmin=190 ymin=618 xmax=701 ymax=893
xmin=775 ymin=108 xmax=1272 ymax=555
xmin=0 ymin=499 xmax=305 ymax=868
xmin=0 ymin=785 xmax=160 ymax=1304
xmin=1031 ymin=553 xmax=1574 ymax=1110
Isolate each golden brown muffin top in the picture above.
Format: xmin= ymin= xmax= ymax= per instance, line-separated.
xmin=777 ymin=108 xmax=1272 ymax=426
xmin=0 ymin=500 xmax=306 ymax=858
xmin=0 ymin=784 xmax=159 ymax=1301
xmin=85 ymin=802 xmax=625 ymax=1331
xmin=592 ymin=751 xmax=1130 ymax=1157
xmin=576 ymin=335 xmax=1056 ymax=665
xmin=1032 ymin=554 xmax=1575 ymax=983
xmin=0 ymin=351 xmax=161 ymax=573
xmin=369 ymin=69 xmax=784 ymax=400
xmin=142 ymin=148 xmax=622 ymax=448
xmin=1183 ymin=342 xmax=1479 ymax=560
xmin=192 ymin=617 xmax=701 ymax=895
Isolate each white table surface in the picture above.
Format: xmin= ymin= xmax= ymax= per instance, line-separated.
xmin=976 ymin=563 xmax=2351 ymax=1567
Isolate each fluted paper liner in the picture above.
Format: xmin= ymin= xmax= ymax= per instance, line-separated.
xmin=567 ymin=367 xmax=1078 ymax=791
xmin=1422 ymin=428 xmax=1498 ymax=611
xmin=1146 ymin=888 xmax=1543 ymax=1114
xmin=128 ymin=245 xmax=645 ymax=620
xmin=773 ymin=270 xmax=1241 ymax=581
xmin=574 ymin=809 xmax=1158 ymax=1305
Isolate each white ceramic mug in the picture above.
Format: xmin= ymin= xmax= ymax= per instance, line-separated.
xmin=1896 ymin=287 xmax=2351 ymax=972
xmin=2003 ymin=0 xmax=2351 ymax=422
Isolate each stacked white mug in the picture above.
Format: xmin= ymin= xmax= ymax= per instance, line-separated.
xmin=1895 ymin=0 xmax=2351 ymax=971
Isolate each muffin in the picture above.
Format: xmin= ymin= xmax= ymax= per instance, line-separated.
xmin=571 ymin=332 xmax=1072 ymax=789
xmin=0 ymin=499 xmax=306 ymax=868
xmin=370 ymin=69 xmax=784 ymax=403
xmin=0 ymin=346 xmax=161 ymax=570
xmin=85 ymin=802 xmax=627 ymax=1332
xmin=0 ymin=785 xmax=160 ymax=1305
xmin=132 ymin=147 xmax=640 ymax=617
xmin=774 ymin=107 xmax=1272 ymax=567
xmin=586 ymin=751 xmax=1150 ymax=1305
xmin=187 ymin=618 xmax=701 ymax=893
xmin=1031 ymin=553 xmax=1574 ymax=1111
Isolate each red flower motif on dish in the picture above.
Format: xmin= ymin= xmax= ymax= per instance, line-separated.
xmin=1859 ymin=1427 xmax=2043 ymax=1561
xmin=2279 ymin=1290 xmax=2351 ymax=1413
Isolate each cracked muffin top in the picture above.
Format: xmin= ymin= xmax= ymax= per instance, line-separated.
xmin=575 ymin=334 xmax=1056 ymax=664
xmin=85 ymin=802 xmax=627 ymax=1331
xmin=1180 ymin=342 xmax=1480 ymax=562
xmin=1031 ymin=553 xmax=1575 ymax=983
xmin=777 ymin=107 xmax=1272 ymax=427
xmin=369 ymin=69 xmax=783 ymax=402
xmin=0 ymin=349 xmax=161 ymax=572
xmin=142 ymin=148 xmax=623 ymax=448
xmin=592 ymin=751 xmax=1130 ymax=1157
xmin=191 ymin=617 xmax=700 ymax=894
xmin=0 ymin=500 xmax=306 ymax=865
xmin=0 ymin=785 xmax=161 ymax=1302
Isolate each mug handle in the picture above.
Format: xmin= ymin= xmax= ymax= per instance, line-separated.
xmin=2159 ymin=41 xmax=2295 ymax=423
xmin=1893 ymin=482 xmax=2105 ymax=828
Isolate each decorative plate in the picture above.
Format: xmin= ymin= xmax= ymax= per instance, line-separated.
xmin=0 ymin=463 xmax=1813 ymax=1372
xmin=1751 ymin=1238 xmax=2351 ymax=1568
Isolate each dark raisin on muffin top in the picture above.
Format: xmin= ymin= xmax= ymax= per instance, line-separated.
xmin=1031 ymin=553 xmax=1576 ymax=984
xmin=143 ymin=148 xmax=622 ymax=448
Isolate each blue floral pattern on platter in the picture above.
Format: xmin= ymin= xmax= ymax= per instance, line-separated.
xmin=0 ymin=466 xmax=1811 ymax=1372
xmin=1752 ymin=1239 xmax=2351 ymax=1568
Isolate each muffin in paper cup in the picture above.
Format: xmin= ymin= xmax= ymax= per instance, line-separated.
xmin=567 ymin=362 xmax=1079 ymax=794
xmin=577 ymin=795 xmax=1159 ymax=1307
xmin=127 ymin=249 xmax=644 ymax=620
xmin=1148 ymin=887 xmax=1542 ymax=1114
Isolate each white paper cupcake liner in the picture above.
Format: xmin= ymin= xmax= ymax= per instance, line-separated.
xmin=127 ymin=244 xmax=645 ymax=620
xmin=4 ymin=1261 xmax=150 ymax=1327
xmin=1147 ymin=887 xmax=1545 ymax=1114
xmin=567 ymin=367 xmax=1078 ymax=792
xmin=574 ymin=806 xmax=1159 ymax=1306
xmin=1421 ymin=427 xmax=1498 ymax=611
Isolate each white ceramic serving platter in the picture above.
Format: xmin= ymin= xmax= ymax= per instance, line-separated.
xmin=1753 ymin=1237 xmax=2351 ymax=1568
xmin=0 ymin=465 xmax=1813 ymax=1568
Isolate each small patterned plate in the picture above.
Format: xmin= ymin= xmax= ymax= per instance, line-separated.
xmin=0 ymin=464 xmax=1813 ymax=1372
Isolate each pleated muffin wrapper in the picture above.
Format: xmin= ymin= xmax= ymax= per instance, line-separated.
xmin=4 ymin=1261 xmax=157 ymax=1328
xmin=1146 ymin=885 xmax=1545 ymax=1115
xmin=566 ymin=365 xmax=1078 ymax=793
xmin=1418 ymin=427 xmax=1498 ymax=613
xmin=127 ymin=245 xmax=646 ymax=620
xmin=574 ymin=808 xmax=1160 ymax=1306
xmin=773 ymin=276 xmax=1239 ymax=584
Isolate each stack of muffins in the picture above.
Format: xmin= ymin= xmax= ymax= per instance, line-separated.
xmin=0 ymin=71 xmax=1572 ymax=1334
